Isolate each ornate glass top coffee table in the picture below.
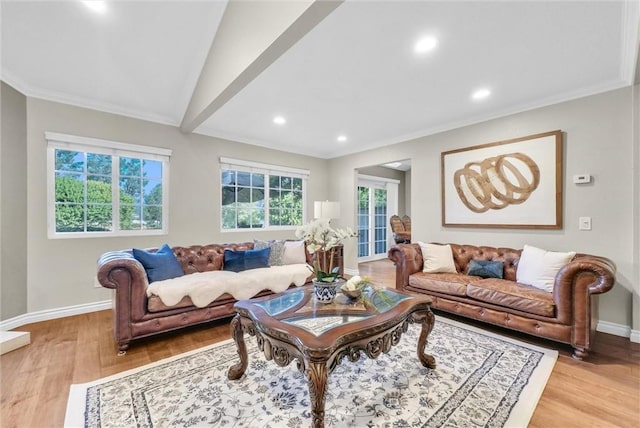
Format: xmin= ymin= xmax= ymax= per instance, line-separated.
xmin=227 ymin=285 xmax=436 ymax=428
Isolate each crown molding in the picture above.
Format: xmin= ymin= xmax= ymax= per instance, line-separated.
xmin=1 ymin=69 xmax=180 ymax=127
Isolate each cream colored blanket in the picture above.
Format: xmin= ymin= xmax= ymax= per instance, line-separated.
xmin=146 ymin=264 xmax=311 ymax=307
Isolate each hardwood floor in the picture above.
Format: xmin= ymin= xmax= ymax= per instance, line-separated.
xmin=2 ymin=259 xmax=639 ymax=427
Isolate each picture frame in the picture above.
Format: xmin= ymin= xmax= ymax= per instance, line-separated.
xmin=441 ymin=130 xmax=563 ymax=229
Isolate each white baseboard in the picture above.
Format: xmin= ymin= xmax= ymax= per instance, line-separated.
xmin=0 ymin=300 xmax=111 ymax=331
xmin=344 ymin=268 xmax=359 ymax=276
xmin=0 ymin=331 xmax=31 ymax=355
xmin=630 ymin=329 xmax=640 ymax=343
xmin=596 ymin=320 xmax=632 ymax=338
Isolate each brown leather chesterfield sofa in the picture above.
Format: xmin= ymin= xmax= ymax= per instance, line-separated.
xmin=388 ymin=243 xmax=616 ymax=359
xmin=97 ymin=242 xmax=313 ymax=354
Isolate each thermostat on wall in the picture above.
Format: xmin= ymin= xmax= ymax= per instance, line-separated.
xmin=572 ymin=174 xmax=591 ymax=184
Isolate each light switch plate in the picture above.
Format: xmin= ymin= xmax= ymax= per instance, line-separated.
xmin=579 ymin=217 xmax=592 ymax=230
xmin=573 ymin=174 xmax=592 ymax=184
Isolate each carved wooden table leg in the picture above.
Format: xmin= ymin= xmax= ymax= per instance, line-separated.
xmin=306 ymin=360 xmax=329 ymax=428
xmin=227 ymin=314 xmax=249 ymax=380
xmin=413 ymin=309 xmax=436 ymax=369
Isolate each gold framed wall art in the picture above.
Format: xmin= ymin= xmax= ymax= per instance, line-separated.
xmin=441 ymin=130 xmax=563 ymax=229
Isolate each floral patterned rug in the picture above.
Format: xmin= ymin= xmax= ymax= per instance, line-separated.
xmin=65 ymin=316 xmax=557 ymax=427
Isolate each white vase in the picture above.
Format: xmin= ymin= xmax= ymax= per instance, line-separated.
xmin=312 ymin=279 xmax=343 ymax=304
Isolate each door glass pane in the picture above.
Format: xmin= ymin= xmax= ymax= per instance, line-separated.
xmin=374 ymin=189 xmax=388 ymax=255
xmin=357 ymin=186 xmax=370 ymax=258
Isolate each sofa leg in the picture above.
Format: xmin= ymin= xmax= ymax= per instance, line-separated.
xmin=572 ymin=347 xmax=588 ymax=360
xmin=117 ymin=343 xmax=129 ymax=356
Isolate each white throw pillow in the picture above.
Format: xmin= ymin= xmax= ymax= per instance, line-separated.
xmin=516 ymin=244 xmax=576 ymax=292
xmin=282 ymin=240 xmax=307 ymax=265
xmin=418 ymin=242 xmax=457 ymax=274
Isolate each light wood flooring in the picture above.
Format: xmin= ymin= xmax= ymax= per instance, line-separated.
xmin=1 ymin=259 xmax=639 ymax=427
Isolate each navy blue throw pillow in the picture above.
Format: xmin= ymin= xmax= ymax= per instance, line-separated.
xmin=132 ymin=244 xmax=184 ymax=283
xmin=467 ymin=259 xmax=504 ymax=279
xmin=224 ymin=247 xmax=271 ymax=272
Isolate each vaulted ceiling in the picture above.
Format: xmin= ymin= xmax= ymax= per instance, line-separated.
xmin=2 ymin=1 xmax=638 ymax=159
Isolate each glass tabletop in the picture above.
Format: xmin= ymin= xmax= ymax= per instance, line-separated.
xmin=254 ymin=287 xmax=412 ymax=336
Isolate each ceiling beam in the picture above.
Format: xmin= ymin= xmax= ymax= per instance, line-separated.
xmin=180 ymin=0 xmax=343 ymax=133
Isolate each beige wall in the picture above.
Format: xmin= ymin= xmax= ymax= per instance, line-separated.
xmin=24 ymin=98 xmax=330 ymax=313
xmin=1 ymin=82 xmax=28 ymax=321
xmin=329 ymin=87 xmax=636 ymax=328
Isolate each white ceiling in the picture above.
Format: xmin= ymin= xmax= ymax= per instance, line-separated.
xmin=2 ymin=1 xmax=638 ymax=159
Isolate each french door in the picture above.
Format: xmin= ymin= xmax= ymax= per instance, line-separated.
xmin=357 ymin=175 xmax=399 ymax=261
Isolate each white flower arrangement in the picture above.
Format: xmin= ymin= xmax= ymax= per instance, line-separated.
xmin=295 ymin=218 xmax=357 ymax=282
xmin=342 ymin=275 xmax=371 ymax=291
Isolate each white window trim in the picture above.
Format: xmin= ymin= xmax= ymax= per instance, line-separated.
xmin=46 ymin=132 xmax=171 ymax=239
xmin=219 ymin=157 xmax=309 ymax=232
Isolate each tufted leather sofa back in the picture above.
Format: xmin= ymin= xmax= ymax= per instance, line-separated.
xmin=172 ymin=243 xmax=255 ymax=274
xmin=447 ymin=243 xmax=522 ymax=281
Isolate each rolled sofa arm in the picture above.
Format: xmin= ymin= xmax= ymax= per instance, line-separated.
xmin=388 ymin=243 xmax=423 ymax=290
xmin=552 ymin=254 xmax=616 ymax=349
xmin=97 ymin=250 xmax=150 ymax=327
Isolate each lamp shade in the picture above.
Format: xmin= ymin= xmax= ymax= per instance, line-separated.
xmin=314 ymin=201 xmax=340 ymax=220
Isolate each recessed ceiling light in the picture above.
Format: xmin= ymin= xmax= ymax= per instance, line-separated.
xmin=414 ymin=36 xmax=438 ymax=54
xmin=471 ymin=88 xmax=491 ymax=101
xmin=82 ymin=1 xmax=107 ymax=13
xmin=337 ymin=135 xmax=347 ymax=142
xmin=273 ymin=116 xmax=286 ymax=125
xmin=384 ymin=162 xmax=402 ymax=169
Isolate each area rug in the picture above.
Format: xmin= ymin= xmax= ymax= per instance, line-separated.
xmin=65 ymin=316 xmax=557 ymax=427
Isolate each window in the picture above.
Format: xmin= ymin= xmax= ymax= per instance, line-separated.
xmin=220 ymin=157 xmax=308 ymax=230
xmin=46 ymin=132 xmax=171 ymax=238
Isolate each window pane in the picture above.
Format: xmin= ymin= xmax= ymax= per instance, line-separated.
xmin=269 ymin=210 xmax=281 ymax=226
xmin=143 ymin=160 xmax=162 ymax=179
xmin=222 ymin=186 xmax=236 ymax=206
xmin=87 ymin=153 xmax=111 ymax=175
xmin=120 ymin=178 xmax=141 ymax=204
xmin=251 ymin=173 xmax=264 ymax=188
xmin=269 ymin=175 xmax=279 ymax=188
xmin=237 ymin=187 xmax=251 ymax=203
xmin=237 ymin=172 xmax=251 ymax=186
xmin=281 ymin=190 xmax=293 ymax=208
xmin=237 ymin=208 xmax=251 ymax=228
xmin=143 ymin=206 xmax=162 ymax=230
xmin=292 ymin=178 xmax=302 ymax=191
xmin=251 ymin=188 xmax=264 ymax=204
xmin=281 ymin=176 xmax=292 ymax=189
xmin=119 ymin=205 xmax=140 ymax=230
xmin=222 ymin=206 xmax=237 ymax=229
xmin=222 ymin=170 xmax=235 ymax=185
xmin=55 ymin=150 xmax=84 ymax=172
xmin=292 ymin=191 xmax=302 ymax=206
xmin=251 ymin=209 xmax=264 ymax=228
xmin=55 ymin=203 xmax=84 ymax=232
xmin=269 ymin=189 xmax=280 ymax=208
xmin=144 ymin=180 xmax=162 ymax=204
xmin=120 ymin=157 xmax=141 ymax=177
xmin=87 ymin=177 xmax=112 ymax=203
xmin=87 ymin=204 xmax=112 ymax=231
xmin=55 ymin=173 xmax=84 ymax=203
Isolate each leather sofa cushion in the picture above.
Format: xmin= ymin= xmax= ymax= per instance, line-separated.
xmin=466 ymin=279 xmax=555 ymax=317
xmin=408 ymin=272 xmax=480 ymax=296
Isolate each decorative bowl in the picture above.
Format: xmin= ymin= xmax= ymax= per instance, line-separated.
xmin=341 ymin=288 xmax=362 ymax=300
